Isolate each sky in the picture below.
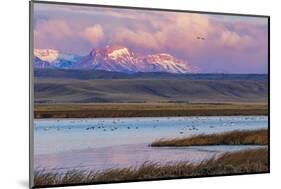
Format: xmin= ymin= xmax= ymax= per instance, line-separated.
xmin=33 ymin=3 xmax=269 ymax=73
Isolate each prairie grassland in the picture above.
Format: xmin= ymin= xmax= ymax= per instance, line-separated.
xmin=34 ymin=103 xmax=268 ymax=118
xmin=34 ymin=76 xmax=268 ymax=104
xmin=150 ymin=129 xmax=268 ymax=147
xmin=33 ymin=148 xmax=268 ymax=187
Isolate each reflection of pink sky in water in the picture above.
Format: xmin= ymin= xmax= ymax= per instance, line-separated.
xmin=34 ymin=143 xmax=265 ymax=172
xmin=110 ymin=148 xmax=129 ymax=165
xmin=34 ymin=116 xmax=267 ymax=172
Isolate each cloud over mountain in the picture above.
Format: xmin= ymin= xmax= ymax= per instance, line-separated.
xmin=81 ymin=24 xmax=104 ymax=45
xmin=34 ymin=3 xmax=268 ymax=73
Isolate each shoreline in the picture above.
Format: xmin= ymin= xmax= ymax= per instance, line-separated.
xmin=34 ymin=103 xmax=268 ymax=118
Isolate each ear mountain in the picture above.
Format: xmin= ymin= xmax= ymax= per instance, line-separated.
xmin=34 ymin=45 xmax=198 ymax=74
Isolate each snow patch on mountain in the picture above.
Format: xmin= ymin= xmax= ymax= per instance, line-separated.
xmin=107 ymin=48 xmax=130 ymax=60
xmin=34 ymin=45 xmax=199 ymax=73
xmin=34 ymin=49 xmax=59 ymax=63
xmin=34 ymin=49 xmax=81 ymax=69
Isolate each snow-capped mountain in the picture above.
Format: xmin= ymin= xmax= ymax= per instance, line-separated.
xmin=34 ymin=49 xmax=59 ymax=62
xmin=34 ymin=45 xmax=198 ymax=73
xmin=141 ymin=53 xmax=196 ymax=73
xmin=34 ymin=49 xmax=81 ymax=69
xmin=72 ymin=45 xmax=141 ymax=72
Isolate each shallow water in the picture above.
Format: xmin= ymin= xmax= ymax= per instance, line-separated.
xmin=33 ymin=116 xmax=268 ymax=171
xmin=35 ymin=144 xmax=266 ymax=172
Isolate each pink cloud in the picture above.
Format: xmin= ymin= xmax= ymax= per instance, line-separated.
xmin=35 ymin=19 xmax=73 ymax=38
xmin=111 ymin=13 xmax=217 ymax=55
xmin=113 ymin=28 xmax=165 ymax=50
xmin=81 ymin=25 xmax=104 ymax=46
xmin=219 ymin=30 xmax=254 ymax=49
xmin=34 ymin=3 xmax=268 ymax=73
xmin=34 ymin=19 xmax=105 ymax=53
xmin=111 ymin=12 xmax=267 ymax=67
xmin=34 ymin=19 xmax=74 ymax=50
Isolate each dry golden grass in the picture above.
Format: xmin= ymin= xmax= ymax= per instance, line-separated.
xmin=150 ymin=129 xmax=268 ymax=147
xmin=34 ymin=103 xmax=268 ymax=118
xmin=33 ymin=148 xmax=268 ymax=187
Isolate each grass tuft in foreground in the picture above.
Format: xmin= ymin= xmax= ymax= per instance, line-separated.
xmin=150 ymin=129 xmax=268 ymax=147
xmin=34 ymin=148 xmax=268 ymax=187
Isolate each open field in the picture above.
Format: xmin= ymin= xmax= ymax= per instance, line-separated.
xmin=33 ymin=148 xmax=268 ymax=187
xmin=150 ymin=129 xmax=268 ymax=147
xmin=34 ymin=77 xmax=268 ymax=104
xmin=34 ymin=72 xmax=268 ymax=118
xmin=34 ymin=103 xmax=268 ymax=118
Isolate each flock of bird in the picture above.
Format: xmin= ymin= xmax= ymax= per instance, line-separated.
xmin=83 ymin=118 xmax=155 ymax=132
xmin=35 ymin=116 xmax=251 ymax=134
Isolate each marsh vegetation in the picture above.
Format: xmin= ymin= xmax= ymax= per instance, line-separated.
xmin=150 ymin=129 xmax=268 ymax=147
xmin=34 ymin=148 xmax=268 ymax=187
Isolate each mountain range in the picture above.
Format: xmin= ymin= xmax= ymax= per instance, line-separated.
xmin=34 ymin=45 xmax=198 ymax=73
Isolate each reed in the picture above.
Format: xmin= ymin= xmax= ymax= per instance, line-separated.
xmin=34 ymin=103 xmax=268 ymax=118
xmin=34 ymin=148 xmax=268 ymax=187
xmin=150 ymin=129 xmax=268 ymax=147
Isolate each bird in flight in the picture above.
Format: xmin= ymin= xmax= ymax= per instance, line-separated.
xmin=197 ymin=36 xmax=205 ymax=40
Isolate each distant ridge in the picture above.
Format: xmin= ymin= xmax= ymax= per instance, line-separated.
xmin=34 ymin=45 xmax=198 ymax=73
xmin=34 ymin=77 xmax=268 ymax=104
xmin=34 ymin=68 xmax=268 ymax=81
